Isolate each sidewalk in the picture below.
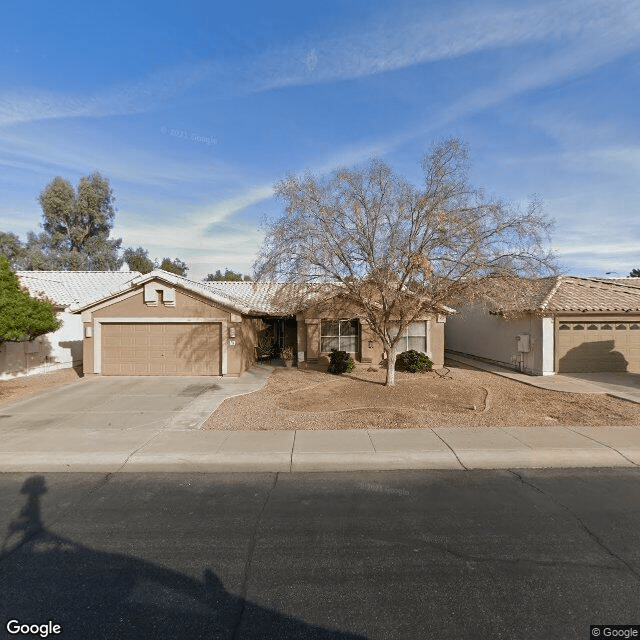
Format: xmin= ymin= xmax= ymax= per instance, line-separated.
xmin=2 ymin=424 xmax=639 ymax=473
xmin=1 ymin=361 xmax=640 ymax=474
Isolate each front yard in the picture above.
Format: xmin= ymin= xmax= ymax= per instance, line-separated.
xmin=0 ymin=367 xmax=83 ymax=405
xmin=204 ymin=360 xmax=640 ymax=430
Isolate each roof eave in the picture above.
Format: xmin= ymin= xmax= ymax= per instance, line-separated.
xmin=71 ymin=269 xmax=253 ymax=315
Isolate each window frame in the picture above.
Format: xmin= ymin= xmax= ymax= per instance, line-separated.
xmin=388 ymin=321 xmax=428 ymax=353
xmin=320 ymin=319 xmax=360 ymax=353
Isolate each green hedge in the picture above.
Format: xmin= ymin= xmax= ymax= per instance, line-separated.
xmin=395 ymin=350 xmax=433 ymax=373
xmin=327 ymin=349 xmax=355 ymax=375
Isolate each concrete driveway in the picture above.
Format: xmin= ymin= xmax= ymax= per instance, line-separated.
xmin=559 ymin=371 xmax=640 ymax=404
xmin=0 ymin=368 xmax=272 ymax=471
xmin=446 ymin=353 xmax=640 ymax=404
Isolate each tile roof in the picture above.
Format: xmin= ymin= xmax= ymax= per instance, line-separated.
xmin=32 ymin=269 xmax=636 ymax=316
xmin=540 ymin=277 xmax=640 ymax=312
xmin=204 ymin=280 xmax=457 ymax=315
xmin=66 ymin=269 xmax=456 ymax=316
xmin=490 ymin=276 xmax=640 ymax=314
xmin=16 ymin=271 xmax=141 ymax=308
xmin=201 ymin=281 xmax=303 ymax=314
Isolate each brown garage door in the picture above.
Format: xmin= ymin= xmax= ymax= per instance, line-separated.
xmin=557 ymin=321 xmax=640 ymax=372
xmin=101 ymin=323 xmax=221 ymax=375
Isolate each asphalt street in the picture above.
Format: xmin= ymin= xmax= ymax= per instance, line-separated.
xmin=1 ymin=469 xmax=639 ymax=639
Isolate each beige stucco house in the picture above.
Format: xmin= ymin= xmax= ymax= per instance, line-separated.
xmin=1 ymin=271 xmax=140 ymax=379
xmin=72 ymin=270 xmax=448 ymax=376
xmin=446 ymin=276 xmax=640 ymax=375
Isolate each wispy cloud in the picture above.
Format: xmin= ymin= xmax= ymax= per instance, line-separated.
xmin=0 ymin=62 xmax=211 ymax=128
xmin=251 ymin=0 xmax=640 ymax=91
xmin=4 ymin=0 xmax=638 ymax=131
xmin=0 ymin=126 xmax=242 ymax=190
xmin=112 ymin=183 xmax=273 ymax=273
xmin=553 ymin=244 xmax=639 ymax=276
xmin=199 ymin=185 xmax=274 ymax=228
xmin=305 ymin=30 xmax=640 ymax=175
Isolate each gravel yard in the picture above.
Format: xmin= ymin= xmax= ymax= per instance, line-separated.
xmin=203 ymin=360 xmax=640 ymax=430
xmin=0 ymin=367 xmax=83 ymax=405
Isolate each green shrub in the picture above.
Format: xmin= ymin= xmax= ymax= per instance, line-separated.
xmin=395 ymin=350 xmax=432 ymax=373
xmin=0 ymin=257 xmax=59 ymax=343
xmin=327 ymin=349 xmax=355 ymax=375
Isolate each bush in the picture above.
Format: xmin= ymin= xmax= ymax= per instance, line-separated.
xmin=0 ymin=257 xmax=59 ymax=343
xmin=395 ymin=350 xmax=433 ymax=373
xmin=327 ymin=349 xmax=355 ymax=375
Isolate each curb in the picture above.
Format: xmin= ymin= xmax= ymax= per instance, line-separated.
xmin=2 ymin=448 xmax=637 ymax=474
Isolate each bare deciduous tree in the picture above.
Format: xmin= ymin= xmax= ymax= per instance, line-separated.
xmin=254 ymin=138 xmax=557 ymax=386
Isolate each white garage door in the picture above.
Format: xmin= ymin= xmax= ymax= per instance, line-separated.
xmin=557 ymin=320 xmax=640 ymax=372
xmin=101 ymin=323 xmax=221 ymax=375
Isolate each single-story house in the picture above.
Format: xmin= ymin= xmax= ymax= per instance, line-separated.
xmin=71 ymin=269 xmax=448 ymax=376
xmin=446 ymin=276 xmax=640 ymax=375
xmin=2 ymin=270 xmax=141 ymax=379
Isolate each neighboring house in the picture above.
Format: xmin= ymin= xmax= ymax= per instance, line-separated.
xmin=1 ymin=271 xmax=141 ymax=379
xmin=72 ymin=270 xmax=449 ymax=376
xmin=446 ymin=276 xmax=640 ymax=375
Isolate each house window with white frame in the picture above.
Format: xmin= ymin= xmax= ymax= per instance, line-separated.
xmin=321 ymin=319 xmax=360 ymax=353
xmin=388 ymin=321 xmax=427 ymax=352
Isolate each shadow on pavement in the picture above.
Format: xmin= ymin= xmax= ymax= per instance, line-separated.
xmin=0 ymin=476 xmax=366 ymax=640
xmin=563 ymin=371 xmax=640 ymax=390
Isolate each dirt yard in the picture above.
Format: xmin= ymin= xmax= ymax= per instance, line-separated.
xmin=0 ymin=367 xmax=83 ymax=405
xmin=204 ymin=360 xmax=640 ymax=430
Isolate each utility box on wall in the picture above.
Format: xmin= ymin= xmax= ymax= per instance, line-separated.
xmin=516 ymin=334 xmax=530 ymax=352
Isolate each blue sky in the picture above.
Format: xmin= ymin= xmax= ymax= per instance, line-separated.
xmin=1 ymin=0 xmax=638 ymax=280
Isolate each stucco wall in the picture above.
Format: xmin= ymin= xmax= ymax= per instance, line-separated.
xmin=90 ymin=288 xmax=231 ymax=320
xmin=297 ymin=297 xmax=444 ymax=368
xmin=446 ymin=304 xmax=546 ymax=374
xmin=0 ymin=311 xmax=83 ymax=380
xmin=429 ymin=319 xmax=445 ymax=368
xmin=229 ymin=317 xmax=264 ymax=376
xmin=81 ymin=283 xmax=260 ymax=376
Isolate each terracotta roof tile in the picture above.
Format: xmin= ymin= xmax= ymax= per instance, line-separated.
xmin=490 ymin=276 xmax=640 ymax=314
xmin=542 ymin=277 xmax=640 ymax=312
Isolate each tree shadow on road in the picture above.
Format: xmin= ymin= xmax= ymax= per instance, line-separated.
xmin=0 ymin=476 xmax=366 ymax=640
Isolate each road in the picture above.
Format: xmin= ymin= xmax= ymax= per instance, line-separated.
xmin=1 ymin=469 xmax=639 ymax=639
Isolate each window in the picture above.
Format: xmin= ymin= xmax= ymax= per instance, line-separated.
xmin=321 ymin=320 xmax=359 ymax=352
xmin=559 ymin=324 xmax=570 ymax=330
xmin=388 ymin=322 xmax=427 ymax=352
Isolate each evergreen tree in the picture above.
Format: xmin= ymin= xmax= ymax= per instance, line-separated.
xmin=0 ymin=232 xmax=24 ymax=269
xmin=38 ymin=172 xmax=122 ymax=270
xmin=158 ymin=257 xmax=188 ymax=276
xmin=123 ymin=247 xmax=154 ymax=274
xmin=0 ymin=258 xmax=59 ymax=343
xmin=204 ymin=268 xmax=249 ymax=281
